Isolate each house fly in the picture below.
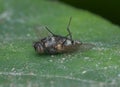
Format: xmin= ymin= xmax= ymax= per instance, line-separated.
xmin=33 ymin=17 xmax=84 ymax=54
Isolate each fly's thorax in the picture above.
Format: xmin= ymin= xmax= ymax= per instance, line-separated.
xmin=44 ymin=36 xmax=56 ymax=47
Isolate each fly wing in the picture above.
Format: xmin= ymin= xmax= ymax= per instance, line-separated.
xmin=79 ymin=43 xmax=95 ymax=52
xmin=33 ymin=25 xmax=52 ymax=40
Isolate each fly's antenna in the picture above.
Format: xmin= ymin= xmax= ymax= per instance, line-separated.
xmin=67 ymin=17 xmax=73 ymax=43
xmin=45 ymin=26 xmax=55 ymax=36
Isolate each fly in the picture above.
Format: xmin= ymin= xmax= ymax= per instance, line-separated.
xmin=33 ymin=17 xmax=83 ymax=54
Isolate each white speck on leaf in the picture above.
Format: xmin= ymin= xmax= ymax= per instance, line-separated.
xmin=82 ymin=71 xmax=87 ymax=74
xmin=49 ymin=59 xmax=53 ymax=62
xmin=27 ymin=33 xmax=30 ymax=37
xmin=51 ymin=55 xmax=54 ymax=58
xmin=84 ymin=57 xmax=89 ymax=60
xmin=118 ymin=74 xmax=120 ymax=77
xmin=11 ymin=68 xmax=15 ymax=71
xmin=109 ymin=57 xmax=112 ymax=60
xmin=104 ymin=67 xmax=107 ymax=70
xmin=0 ymin=10 xmax=12 ymax=21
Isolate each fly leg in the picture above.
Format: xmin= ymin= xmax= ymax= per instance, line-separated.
xmin=62 ymin=17 xmax=73 ymax=46
xmin=61 ymin=34 xmax=70 ymax=46
xmin=45 ymin=26 xmax=56 ymax=36
xmin=66 ymin=17 xmax=74 ymax=44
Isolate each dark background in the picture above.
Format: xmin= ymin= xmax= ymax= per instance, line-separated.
xmin=60 ymin=0 xmax=120 ymax=26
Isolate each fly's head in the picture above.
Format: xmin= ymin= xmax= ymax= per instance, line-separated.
xmin=33 ymin=42 xmax=44 ymax=54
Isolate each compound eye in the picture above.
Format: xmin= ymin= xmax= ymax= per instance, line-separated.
xmin=33 ymin=42 xmax=44 ymax=53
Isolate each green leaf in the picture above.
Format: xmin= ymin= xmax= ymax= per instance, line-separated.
xmin=0 ymin=0 xmax=120 ymax=86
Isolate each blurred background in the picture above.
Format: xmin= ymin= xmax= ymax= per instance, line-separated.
xmin=59 ymin=0 xmax=120 ymax=26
